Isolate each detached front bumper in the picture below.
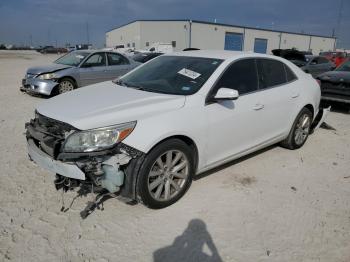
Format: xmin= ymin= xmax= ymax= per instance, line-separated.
xmin=21 ymin=77 xmax=58 ymax=96
xmin=25 ymin=113 xmax=145 ymax=200
xmin=27 ymin=138 xmax=86 ymax=180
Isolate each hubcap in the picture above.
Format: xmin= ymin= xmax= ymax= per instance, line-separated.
xmin=147 ymin=150 xmax=189 ymax=201
xmin=58 ymin=80 xmax=74 ymax=93
xmin=294 ymin=114 xmax=311 ymax=145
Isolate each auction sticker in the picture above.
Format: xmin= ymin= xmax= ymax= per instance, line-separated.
xmin=177 ymin=68 xmax=201 ymax=79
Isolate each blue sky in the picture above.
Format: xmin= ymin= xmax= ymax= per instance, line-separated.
xmin=0 ymin=0 xmax=349 ymax=49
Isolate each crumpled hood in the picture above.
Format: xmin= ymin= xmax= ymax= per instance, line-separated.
xmin=36 ymin=81 xmax=186 ymax=130
xmin=318 ymin=71 xmax=350 ymax=83
xmin=27 ymin=63 xmax=71 ymax=75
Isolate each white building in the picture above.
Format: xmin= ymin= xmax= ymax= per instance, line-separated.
xmin=106 ymin=20 xmax=336 ymax=55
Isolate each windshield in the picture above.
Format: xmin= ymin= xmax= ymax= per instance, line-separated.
xmin=336 ymin=61 xmax=350 ymax=72
xmin=119 ymin=56 xmax=223 ymax=95
xmin=54 ymin=51 xmax=90 ymax=66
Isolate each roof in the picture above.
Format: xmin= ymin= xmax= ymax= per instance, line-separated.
xmin=106 ymin=19 xmax=336 ymax=39
xmin=165 ymin=50 xmax=277 ymax=60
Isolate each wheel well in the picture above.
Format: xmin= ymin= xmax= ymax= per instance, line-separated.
xmin=51 ymin=76 xmax=77 ymax=95
xmin=304 ymin=104 xmax=314 ymax=118
xmin=150 ymin=135 xmax=199 ymax=172
xmin=59 ymin=76 xmax=77 ymax=87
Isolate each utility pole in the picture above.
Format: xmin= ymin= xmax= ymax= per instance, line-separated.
xmin=335 ymin=0 xmax=344 ymax=37
xmin=48 ymin=28 xmax=51 ymax=45
xmin=86 ymin=22 xmax=90 ymax=44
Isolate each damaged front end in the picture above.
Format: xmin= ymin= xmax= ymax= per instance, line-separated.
xmin=26 ymin=112 xmax=144 ymax=203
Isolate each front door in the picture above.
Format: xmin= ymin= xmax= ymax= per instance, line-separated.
xmin=204 ymin=58 xmax=265 ymax=166
xmin=79 ymin=52 xmax=108 ymax=86
xmin=106 ymin=52 xmax=134 ymax=79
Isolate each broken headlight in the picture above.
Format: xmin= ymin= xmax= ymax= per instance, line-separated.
xmin=62 ymin=122 xmax=136 ymax=153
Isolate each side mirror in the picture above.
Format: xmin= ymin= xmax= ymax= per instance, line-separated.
xmin=214 ymin=88 xmax=239 ymax=101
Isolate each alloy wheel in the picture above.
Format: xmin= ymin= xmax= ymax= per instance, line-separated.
xmin=294 ymin=114 xmax=311 ymax=145
xmin=58 ymin=80 xmax=74 ymax=93
xmin=147 ymin=150 xmax=189 ymax=201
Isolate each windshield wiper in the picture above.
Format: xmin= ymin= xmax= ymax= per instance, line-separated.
xmin=113 ymin=80 xmax=172 ymax=94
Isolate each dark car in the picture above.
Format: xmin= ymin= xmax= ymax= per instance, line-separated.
xmin=317 ymin=60 xmax=350 ymax=107
xmin=299 ymin=55 xmax=336 ymax=77
xmin=272 ymin=49 xmax=335 ymax=77
xmin=131 ymin=52 xmax=163 ymax=63
xmin=39 ymin=46 xmax=68 ymax=54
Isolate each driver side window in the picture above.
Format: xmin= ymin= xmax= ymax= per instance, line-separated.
xmin=215 ymin=59 xmax=258 ymax=95
xmin=83 ymin=53 xmax=106 ymax=67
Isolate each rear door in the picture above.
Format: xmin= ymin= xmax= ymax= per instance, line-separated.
xmin=256 ymin=58 xmax=300 ymax=139
xmin=106 ymin=52 xmax=134 ymax=79
xmin=78 ymin=52 xmax=109 ymax=86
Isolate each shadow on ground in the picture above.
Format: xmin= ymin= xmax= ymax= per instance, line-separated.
xmin=153 ymin=219 xmax=223 ymax=262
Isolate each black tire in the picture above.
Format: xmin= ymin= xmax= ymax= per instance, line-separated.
xmin=281 ymin=107 xmax=313 ymax=150
xmin=137 ymin=139 xmax=194 ymax=209
xmin=57 ymin=77 xmax=76 ymax=95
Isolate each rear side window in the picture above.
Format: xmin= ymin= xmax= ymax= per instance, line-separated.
xmin=284 ymin=64 xmax=297 ymax=82
xmin=107 ymin=53 xmax=129 ymax=65
xmin=215 ymin=59 xmax=258 ymax=95
xmin=257 ymin=59 xmax=287 ymax=89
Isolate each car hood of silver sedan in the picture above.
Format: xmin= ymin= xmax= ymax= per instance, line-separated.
xmin=27 ymin=63 xmax=72 ymax=75
xmin=36 ymin=81 xmax=186 ymax=130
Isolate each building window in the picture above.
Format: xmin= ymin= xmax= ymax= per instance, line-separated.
xmin=172 ymin=41 xmax=176 ymax=47
xmin=254 ymin=38 xmax=268 ymax=54
xmin=127 ymin=43 xmax=130 ymax=47
xmin=132 ymin=42 xmax=135 ymax=48
xmin=146 ymin=42 xmax=149 ymax=47
xmin=224 ymin=32 xmax=243 ymax=51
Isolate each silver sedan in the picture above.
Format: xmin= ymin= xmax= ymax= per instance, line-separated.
xmin=21 ymin=50 xmax=140 ymax=96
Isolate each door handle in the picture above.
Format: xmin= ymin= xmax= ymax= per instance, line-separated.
xmin=292 ymin=93 xmax=300 ymax=98
xmin=253 ymin=103 xmax=264 ymax=110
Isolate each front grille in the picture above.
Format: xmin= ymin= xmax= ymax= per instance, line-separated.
xmin=27 ymin=113 xmax=76 ymax=158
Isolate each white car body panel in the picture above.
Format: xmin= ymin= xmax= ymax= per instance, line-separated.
xmin=35 ymin=50 xmax=321 ymax=174
xmin=36 ymin=81 xmax=186 ymax=130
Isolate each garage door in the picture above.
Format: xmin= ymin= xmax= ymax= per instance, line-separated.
xmin=254 ymin=38 xmax=268 ymax=54
xmin=224 ymin=32 xmax=243 ymax=51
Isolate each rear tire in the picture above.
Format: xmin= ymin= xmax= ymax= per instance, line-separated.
xmin=281 ymin=108 xmax=312 ymax=150
xmin=137 ymin=139 xmax=194 ymax=209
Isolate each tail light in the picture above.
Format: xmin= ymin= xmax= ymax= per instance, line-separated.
xmin=316 ymin=79 xmax=321 ymax=86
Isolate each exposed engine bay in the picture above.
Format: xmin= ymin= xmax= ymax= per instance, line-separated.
xmin=25 ymin=112 xmax=145 ymax=217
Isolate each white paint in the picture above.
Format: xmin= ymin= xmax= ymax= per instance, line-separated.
xmin=36 ymin=50 xmax=321 ymax=174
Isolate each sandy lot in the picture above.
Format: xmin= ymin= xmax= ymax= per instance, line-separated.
xmin=0 ymin=50 xmax=350 ymax=262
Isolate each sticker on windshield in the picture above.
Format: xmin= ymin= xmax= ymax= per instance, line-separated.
xmin=76 ymin=55 xmax=84 ymax=59
xmin=177 ymin=68 xmax=201 ymax=80
xmin=182 ymin=86 xmax=191 ymax=91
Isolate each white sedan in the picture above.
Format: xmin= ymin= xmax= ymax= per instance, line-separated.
xmin=26 ymin=50 xmax=326 ymax=209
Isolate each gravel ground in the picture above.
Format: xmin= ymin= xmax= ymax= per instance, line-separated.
xmin=0 ymin=51 xmax=350 ymax=262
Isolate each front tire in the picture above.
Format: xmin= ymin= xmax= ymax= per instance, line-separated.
xmin=137 ymin=139 xmax=194 ymax=209
xmin=281 ymin=107 xmax=312 ymax=150
xmin=57 ymin=78 xmax=76 ymax=94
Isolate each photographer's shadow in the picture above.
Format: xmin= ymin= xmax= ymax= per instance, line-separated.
xmin=153 ymin=219 xmax=223 ymax=262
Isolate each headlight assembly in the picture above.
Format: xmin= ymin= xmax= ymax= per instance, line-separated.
xmin=38 ymin=73 xmax=57 ymax=80
xmin=62 ymin=121 xmax=136 ymax=153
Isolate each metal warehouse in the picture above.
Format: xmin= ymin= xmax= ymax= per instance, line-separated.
xmin=106 ymin=20 xmax=336 ymax=55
